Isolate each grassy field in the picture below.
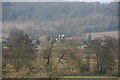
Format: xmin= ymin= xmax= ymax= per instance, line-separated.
xmin=63 ymin=76 xmax=119 ymax=78
xmin=60 ymin=76 xmax=120 ymax=80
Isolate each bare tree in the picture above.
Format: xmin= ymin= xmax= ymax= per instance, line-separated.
xmin=87 ymin=36 xmax=118 ymax=75
xmin=4 ymin=28 xmax=36 ymax=73
xmin=37 ymin=38 xmax=82 ymax=79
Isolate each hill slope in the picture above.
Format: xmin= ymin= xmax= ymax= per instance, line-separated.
xmin=2 ymin=2 xmax=118 ymax=37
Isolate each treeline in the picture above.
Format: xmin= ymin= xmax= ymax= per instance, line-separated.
xmin=3 ymin=29 xmax=118 ymax=78
xmin=2 ymin=2 xmax=118 ymax=36
xmin=2 ymin=2 xmax=118 ymax=21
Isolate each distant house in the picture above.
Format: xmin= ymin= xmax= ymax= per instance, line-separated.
xmin=0 ymin=33 xmax=9 ymax=44
xmin=32 ymin=38 xmax=40 ymax=46
xmin=0 ymin=33 xmax=9 ymax=49
xmin=56 ymin=34 xmax=65 ymax=43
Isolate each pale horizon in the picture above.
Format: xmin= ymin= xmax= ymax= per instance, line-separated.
xmin=1 ymin=0 xmax=119 ymax=2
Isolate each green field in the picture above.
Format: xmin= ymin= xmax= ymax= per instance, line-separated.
xmin=60 ymin=76 xmax=120 ymax=80
xmin=63 ymin=76 xmax=119 ymax=78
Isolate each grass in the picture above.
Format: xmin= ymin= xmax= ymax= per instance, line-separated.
xmin=63 ymin=76 xmax=119 ymax=78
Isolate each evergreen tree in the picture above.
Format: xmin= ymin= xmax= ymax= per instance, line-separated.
xmin=88 ymin=33 xmax=92 ymax=42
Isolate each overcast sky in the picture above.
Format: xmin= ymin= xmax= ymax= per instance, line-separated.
xmin=1 ymin=0 xmax=119 ymax=2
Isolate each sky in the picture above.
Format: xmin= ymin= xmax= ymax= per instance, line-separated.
xmin=1 ymin=0 xmax=119 ymax=2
